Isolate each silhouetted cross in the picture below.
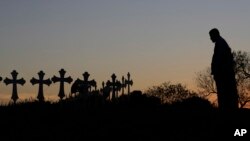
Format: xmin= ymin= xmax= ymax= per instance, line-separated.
xmin=93 ymin=80 xmax=97 ymax=91
xmin=105 ymin=80 xmax=111 ymax=100
xmin=52 ymin=69 xmax=73 ymax=100
xmin=121 ymin=76 xmax=126 ymax=95
xmin=101 ymin=81 xmax=111 ymax=100
xmin=107 ymin=73 xmax=121 ymax=101
xmin=101 ymin=81 xmax=105 ymax=92
xmin=80 ymin=72 xmax=96 ymax=94
xmin=125 ymin=72 xmax=133 ymax=95
xmin=30 ymin=71 xmax=51 ymax=102
xmin=4 ymin=70 xmax=26 ymax=104
xmin=89 ymin=79 xmax=97 ymax=92
xmin=115 ymin=80 xmax=121 ymax=98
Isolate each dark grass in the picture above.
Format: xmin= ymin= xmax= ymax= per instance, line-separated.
xmin=0 ymin=93 xmax=249 ymax=140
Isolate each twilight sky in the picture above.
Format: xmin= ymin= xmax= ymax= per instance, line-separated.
xmin=0 ymin=0 xmax=250 ymax=102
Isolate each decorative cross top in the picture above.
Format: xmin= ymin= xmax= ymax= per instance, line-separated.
xmin=52 ymin=69 xmax=73 ymax=100
xmin=30 ymin=71 xmax=51 ymax=102
xmin=83 ymin=72 xmax=90 ymax=81
xmin=125 ymin=72 xmax=133 ymax=95
xmin=80 ymin=72 xmax=96 ymax=94
xmin=4 ymin=70 xmax=26 ymax=104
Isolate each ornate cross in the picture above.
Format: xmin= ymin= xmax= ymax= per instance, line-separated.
xmin=80 ymin=72 xmax=96 ymax=94
xmin=115 ymin=80 xmax=121 ymax=98
xmin=89 ymin=79 xmax=97 ymax=92
xmin=4 ymin=70 xmax=26 ymax=104
xmin=30 ymin=71 xmax=51 ymax=102
xmin=52 ymin=69 xmax=73 ymax=100
xmin=105 ymin=80 xmax=111 ymax=100
xmin=106 ymin=73 xmax=121 ymax=101
xmin=121 ymin=76 xmax=126 ymax=95
xmin=101 ymin=81 xmax=111 ymax=100
xmin=125 ymin=72 xmax=133 ymax=95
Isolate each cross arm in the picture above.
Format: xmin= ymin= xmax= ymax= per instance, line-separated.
xmin=4 ymin=77 xmax=12 ymax=85
xmin=125 ymin=80 xmax=133 ymax=85
xmin=44 ymin=79 xmax=52 ymax=86
xmin=30 ymin=77 xmax=39 ymax=85
xmin=51 ymin=76 xmax=60 ymax=83
xmin=52 ymin=76 xmax=73 ymax=83
xmin=17 ymin=78 xmax=26 ymax=85
xmin=65 ymin=76 xmax=73 ymax=84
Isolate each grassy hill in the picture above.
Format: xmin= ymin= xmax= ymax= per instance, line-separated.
xmin=0 ymin=91 xmax=249 ymax=140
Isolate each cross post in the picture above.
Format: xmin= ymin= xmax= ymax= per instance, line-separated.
xmin=121 ymin=76 xmax=126 ymax=95
xmin=106 ymin=80 xmax=111 ymax=100
xmin=101 ymin=81 xmax=105 ymax=93
xmin=115 ymin=80 xmax=121 ymax=98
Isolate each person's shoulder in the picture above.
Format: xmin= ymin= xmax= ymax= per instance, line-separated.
xmin=217 ymin=37 xmax=230 ymax=48
xmin=218 ymin=37 xmax=226 ymax=43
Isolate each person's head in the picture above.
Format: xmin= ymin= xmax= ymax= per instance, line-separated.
xmin=209 ymin=28 xmax=221 ymax=43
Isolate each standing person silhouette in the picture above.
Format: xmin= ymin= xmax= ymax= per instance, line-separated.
xmin=209 ymin=28 xmax=238 ymax=111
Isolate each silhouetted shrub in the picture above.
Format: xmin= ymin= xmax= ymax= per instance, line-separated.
xmin=145 ymin=82 xmax=197 ymax=104
xmin=171 ymin=96 xmax=214 ymax=111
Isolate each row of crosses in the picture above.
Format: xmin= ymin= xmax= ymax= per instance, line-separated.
xmin=0 ymin=70 xmax=133 ymax=103
xmin=101 ymin=72 xmax=133 ymax=101
xmin=70 ymin=71 xmax=97 ymax=96
xmin=2 ymin=69 xmax=73 ymax=103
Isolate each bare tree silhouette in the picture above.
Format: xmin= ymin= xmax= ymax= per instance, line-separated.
xmin=195 ymin=50 xmax=250 ymax=108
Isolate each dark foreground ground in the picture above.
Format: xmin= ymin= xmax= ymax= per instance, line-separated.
xmin=0 ymin=94 xmax=249 ymax=140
